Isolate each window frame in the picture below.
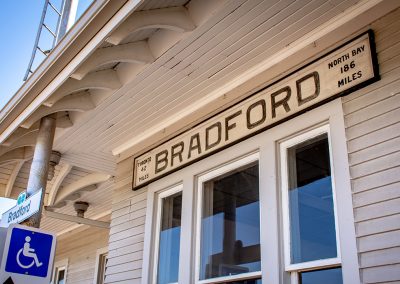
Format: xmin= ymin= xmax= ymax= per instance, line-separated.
xmin=141 ymin=99 xmax=361 ymax=284
xmin=152 ymin=184 xmax=183 ymax=284
xmin=280 ymin=125 xmax=342 ymax=272
xmin=194 ymin=152 xmax=262 ymax=284
xmin=93 ymin=246 xmax=108 ymax=284
xmin=52 ymin=258 xmax=68 ymax=284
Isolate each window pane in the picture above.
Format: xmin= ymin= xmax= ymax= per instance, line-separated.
xmin=200 ymin=163 xmax=260 ymax=280
xmin=287 ymin=134 xmax=337 ymax=264
xmin=300 ymin=267 xmax=343 ymax=284
xmin=157 ymin=192 xmax=182 ymax=284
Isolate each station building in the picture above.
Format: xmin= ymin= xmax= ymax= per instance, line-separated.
xmin=0 ymin=0 xmax=400 ymax=283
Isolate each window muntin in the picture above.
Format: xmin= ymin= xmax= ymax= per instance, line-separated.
xmin=154 ymin=186 xmax=183 ymax=284
xmin=196 ymin=154 xmax=261 ymax=283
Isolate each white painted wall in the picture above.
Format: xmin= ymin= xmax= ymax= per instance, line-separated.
xmin=54 ymin=226 xmax=109 ymax=284
xmin=105 ymin=6 xmax=400 ymax=284
xmin=342 ymin=7 xmax=400 ymax=284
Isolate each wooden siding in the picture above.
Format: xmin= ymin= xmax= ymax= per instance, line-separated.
xmin=0 ymin=163 xmax=13 ymax=196
xmin=54 ymin=226 xmax=109 ymax=284
xmin=52 ymin=0 xmax=360 ymax=173
xmin=106 ymin=5 xmax=400 ymax=284
xmin=105 ymin=156 xmax=146 ymax=284
xmin=342 ymin=7 xmax=400 ymax=284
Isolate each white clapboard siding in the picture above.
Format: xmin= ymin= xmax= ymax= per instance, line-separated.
xmin=54 ymin=226 xmax=109 ymax=284
xmin=105 ymin=156 xmax=146 ymax=283
xmin=342 ymin=7 xmax=400 ymax=284
xmin=105 ymin=4 xmax=400 ymax=284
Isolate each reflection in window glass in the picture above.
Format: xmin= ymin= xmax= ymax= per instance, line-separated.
xmin=157 ymin=192 xmax=182 ymax=284
xmin=300 ymin=267 xmax=343 ymax=284
xmin=200 ymin=163 xmax=260 ymax=280
xmin=287 ymin=134 xmax=337 ymax=264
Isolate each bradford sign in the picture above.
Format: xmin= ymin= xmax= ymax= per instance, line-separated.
xmin=1 ymin=191 xmax=42 ymax=227
xmin=133 ymin=30 xmax=379 ymax=190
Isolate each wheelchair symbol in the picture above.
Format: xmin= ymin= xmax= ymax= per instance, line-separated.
xmin=16 ymin=236 xmax=43 ymax=269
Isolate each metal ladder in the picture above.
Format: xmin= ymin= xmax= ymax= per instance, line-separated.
xmin=24 ymin=0 xmax=76 ymax=81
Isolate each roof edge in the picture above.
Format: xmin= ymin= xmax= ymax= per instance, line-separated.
xmin=0 ymin=0 xmax=131 ymax=137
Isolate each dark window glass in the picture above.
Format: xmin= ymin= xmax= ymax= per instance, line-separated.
xmin=157 ymin=192 xmax=182 ymax=284
xmin=57 ymin=269 xmax=65 ymax=284
xmin=287 ymin=134 xmax=337 ymax=264
xmin=300 ymin=267 xmax=343 ymax=284
xmin=200 ymin=163 xmax=260 ymax=280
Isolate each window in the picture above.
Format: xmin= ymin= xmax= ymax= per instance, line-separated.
xmin=153 ymin=185 xmax=183 ymax=284
xmin=143 ymin=99 xmax=360 ymax=283
xmin=281 ymin=125 xmax=342 ymax=283
xmin=52 ymin=259 xmax=68 ymax=284
xmin=54 ymin=268 xmax=66 ymax=284
xmin=94 ymin=247 xmax=108 ymax=284
xmin=196 ymin=154 xmax=262 ymax=283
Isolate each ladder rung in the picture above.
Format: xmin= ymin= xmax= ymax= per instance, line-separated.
xmin=48 ymin=2 xmax=61 ymax=15
xmin=42 ymin=23 xmax=56 ymax=38
xmin=37 ymin=46 xmax=50 ymax=56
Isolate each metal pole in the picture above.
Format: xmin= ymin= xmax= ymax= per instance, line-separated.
xmin=23 ymin=114 xmax=57 ymax=228
xmin=56 ymin=0 xmax=79 ymax=43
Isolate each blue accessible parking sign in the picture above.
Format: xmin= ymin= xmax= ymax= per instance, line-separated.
xmin=0 ymin=224 xmax=56 ymax=284
xmin=5 ymin=227 xmax=53 ymax=277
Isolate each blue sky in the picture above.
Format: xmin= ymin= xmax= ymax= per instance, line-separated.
xmin=0 ymin=1 xmax=44 ymax=110
xmin=0 ymin=0 xmax=93 ymax=111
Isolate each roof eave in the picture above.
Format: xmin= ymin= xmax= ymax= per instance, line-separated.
xmin=0 ymin=0 xmax=131 ymax=137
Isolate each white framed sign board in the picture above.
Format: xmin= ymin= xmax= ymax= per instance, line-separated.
xmin=0 ymin=191 xmax=42 ymax=228
xmin=0 ymin=224 xmax=57 ymax=284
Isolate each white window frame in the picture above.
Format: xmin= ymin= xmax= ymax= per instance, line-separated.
xmin=280 ymin=125 xmax=341 ymax=272
xmin=151 ymin=184 xmax=183 ymax=284
xmin=93 ymin=246 xmax=108 ymax=284
xmin=141 ymin=99 xmax=360 ymax=284
xmin=52 ymin=258 xmax=68 ymax=284
xmin=194 ymin=152 xmax=262 ymax=284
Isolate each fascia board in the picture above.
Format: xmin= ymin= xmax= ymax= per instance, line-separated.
xmin=0 ymin=0 xmax=135 ymax=140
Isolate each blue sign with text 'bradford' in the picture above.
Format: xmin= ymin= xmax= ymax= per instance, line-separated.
xmin=5 ymin=227 xmax=54 ymax=277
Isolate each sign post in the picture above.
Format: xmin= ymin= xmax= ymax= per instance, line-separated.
xmin=0 ymin=224 xmax=56 ymax=284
